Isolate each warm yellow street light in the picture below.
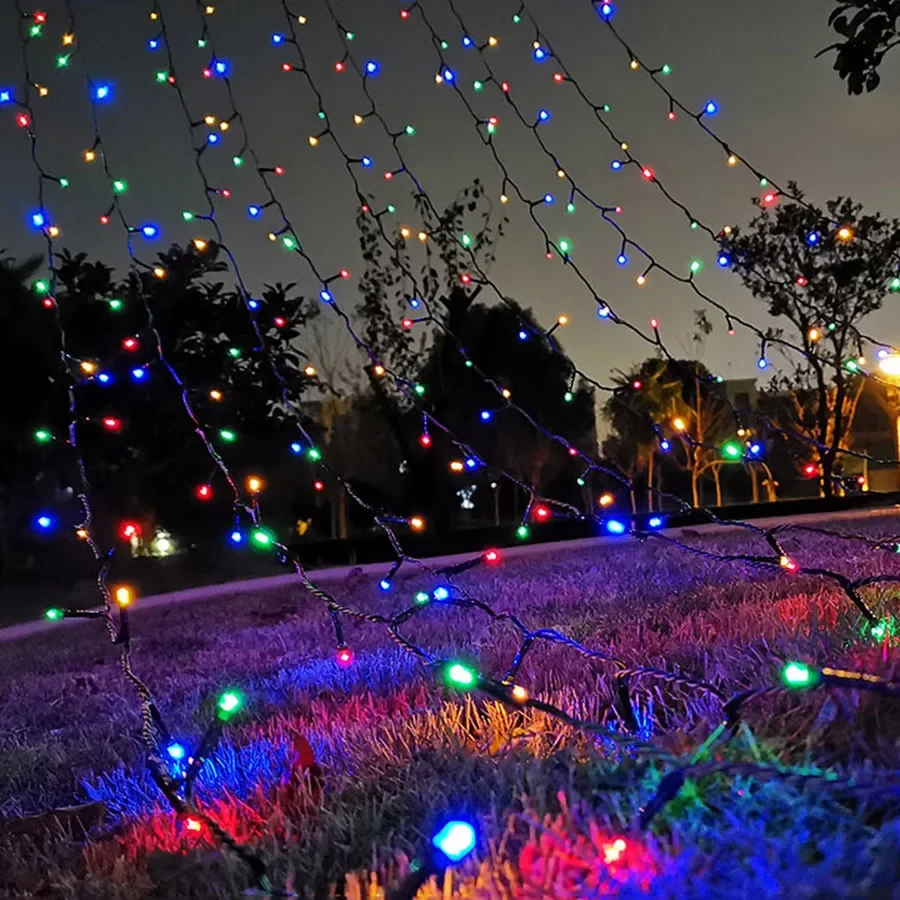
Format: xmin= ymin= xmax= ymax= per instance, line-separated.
xmin=879 ymin=354 xmax=900 ymax=377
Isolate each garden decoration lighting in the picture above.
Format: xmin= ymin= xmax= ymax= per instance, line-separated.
xmin=18 ymin=1 xmax=900 ymax=891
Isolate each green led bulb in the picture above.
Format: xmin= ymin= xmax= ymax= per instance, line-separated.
xmin=414 ymin=591 xmax=430 ymax=605
xmin=721 ymin=441 xmax=742 ymax=460
xmin=689 ymin=259 xmax=703 ymax=274
xmin=108 ymin=299 xmax=123 ymax=312
xmin=516 ymin=524 xmax=530 ymax=540
xmin=566 ymin=202 xmax=576 ymax=214
xmin=58 ymin=177 xmax=70 ymax=188
xmin=45 ymin=608 xmax=63 ymax=621
xmin=661 ymin=64 xmax=672 ymax=75
xmin=445 ymin=662 xmax=477 ymax=689
xmin=228 ymin=347 xmax=241 ymax=359
xmin=460 ymin=233 xmax=472 ymax=248
xmin=413 ymin=383 xmax=425 ymax=396
xmin=251 ymin=528 xmax=273 ymax=547
xmin=564 ymin=391 xmax=574 ymax=402
xmin=307 ymin=446 xmax=322 ymax=462
xmin=232 ymin=155 xmax=244 ymax=167
xmin=33 ymin=279 xmax=49 ymax=295
xmin=182 ymin=210 xmax=194 ymax=222
xmin=112 ymin=179 xmax=128 ymax=194
xmin=781 ymin=661 xmax=819 ymax=688
xmin=218 ymin=429 xmax=236 ymax=443
xmin=473 ymin=80 xmax=484 ymax=92
xmin=56 ymin=55 xmax=69 ymax=68
xmin=405 ymin=124 xmax=416 ymax=136
xmin=558 ymin=239 xmax=571 ymax=255
xmin=34 ymin=428 xmax=52 ymax=443
xmin=217 ymin=690 xmax=242 ymax=718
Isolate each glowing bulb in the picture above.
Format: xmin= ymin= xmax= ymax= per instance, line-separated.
xmin=246 ymin=475 xmax=264 ymax=493
xmin=837 ymin=226 xmax=854 ymax=242
xmin=782 ymin=661 xmax=817 ymax=688
xmin=672 ymin=417 xmax=686 ymax=432
xmin=114 ymin=585 xmax=134 ymax=607
xmin=598 ymin=493 xmax=614 ymax=507
xmin=217 ymin=691 xmax=242 ymax=718
xmin=409 ymin=516 xmax=425 ymax=531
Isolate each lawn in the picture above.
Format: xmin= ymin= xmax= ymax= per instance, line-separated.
xmin=3 ymin=511 xmax=900 ymax=899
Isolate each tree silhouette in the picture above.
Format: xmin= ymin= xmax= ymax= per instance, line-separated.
xmin=819 ymin=1 xmax=900 ymax=94
xmin=3 ymin=243 xmax=318 ymax=568
xmin=354 ymin=181 xmax=593 ymax=527
xmin=720 ymin=184 xmax=900 ymax=496
xmin=603 ymin=357 xmax=736 ymax=509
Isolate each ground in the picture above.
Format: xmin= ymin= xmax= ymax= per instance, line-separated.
xmin=3 ymin=513 xmax=900 ymax=898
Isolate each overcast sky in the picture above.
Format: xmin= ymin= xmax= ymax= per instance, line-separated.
xmin=3 ymin=0 xmax=899 ymax=391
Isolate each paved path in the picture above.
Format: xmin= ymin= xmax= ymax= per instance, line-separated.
xmin=2 ymin=505 xmax=896 ymax=644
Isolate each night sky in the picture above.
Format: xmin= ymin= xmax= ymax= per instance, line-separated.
xmin=3 ymin=0 xmax=899 ymax=393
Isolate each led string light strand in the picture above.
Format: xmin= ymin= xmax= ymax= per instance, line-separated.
xmin=490 ymin=0 xmax=900 ymax=366
xmin=240 ymin=1 xmax=900 ymax=625
xmin=158 ymin=3 xmax=884 ymax=676
xmin=27 ymin=4 xmax=303 ymax=883
xmin=9 ymin=0 xmax=167 ymax=742
xmin=307 ymin=4 xmax=842 ymax=530
xmin=391 ymin=0 xmax=900 ymax=489
xmin=191 ymin=5 xmax=896 ymax=649
xmin=580 ymin=0 xmax=900 ymax=263
xmin=412 ymin=0 xmax=891 ymax=394
xmin=13 ymin=4 xmax=900 ymax=883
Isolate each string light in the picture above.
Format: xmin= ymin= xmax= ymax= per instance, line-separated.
xmin=15 ymin=4 xmax=900 ymax=884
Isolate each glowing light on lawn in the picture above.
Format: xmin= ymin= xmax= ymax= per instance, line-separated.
xmin=217 ymin=691 xmax=242 ymax=718
xmin=445 ymin=662 xmax=477 ymax=689
xmin=606 ymin=519 xmax=626 ymax=534
xmin=782 ymin=662 xmax=818 ymax=688
xmin=432 ymin=821 xmax=476 ymax=862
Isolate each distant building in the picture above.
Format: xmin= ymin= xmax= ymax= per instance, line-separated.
xmin=719 ymin=377 xmax=900 ymax=492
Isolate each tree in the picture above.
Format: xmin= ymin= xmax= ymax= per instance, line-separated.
xmin=0 ymin=251 xmax=56 ymax=579
xmin=819 ymin=1 xmax=900 ymax=94
xmin=355 ymin=182 xmax=594 ymax=527
xmin=3 ymin=243 xmax=319 ymax=566
xmin=603 ymin=357 xmax=736 ymax=509
xmin=720 ymin=184 xmax=900 ymax=496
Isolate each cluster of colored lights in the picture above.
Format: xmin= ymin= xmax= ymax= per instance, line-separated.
xmin=20 ymin=7 xmax=900 ymax=882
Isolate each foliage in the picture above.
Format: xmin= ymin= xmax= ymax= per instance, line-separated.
xmin=819 ymin=0 xmax=900 ymax=94
xmin=720 ymin=183 xmax=900 ymax=495
xmin=353 ymin=182 xmax=593 ymax=523
xmin=1 ymin=244 xmax=318 ymax=558
xmin=603 ymin=357 xmax=734 ymax=507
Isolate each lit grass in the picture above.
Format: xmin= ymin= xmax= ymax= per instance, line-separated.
xmin=3 ymin=518 xmax=900 ymax=896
